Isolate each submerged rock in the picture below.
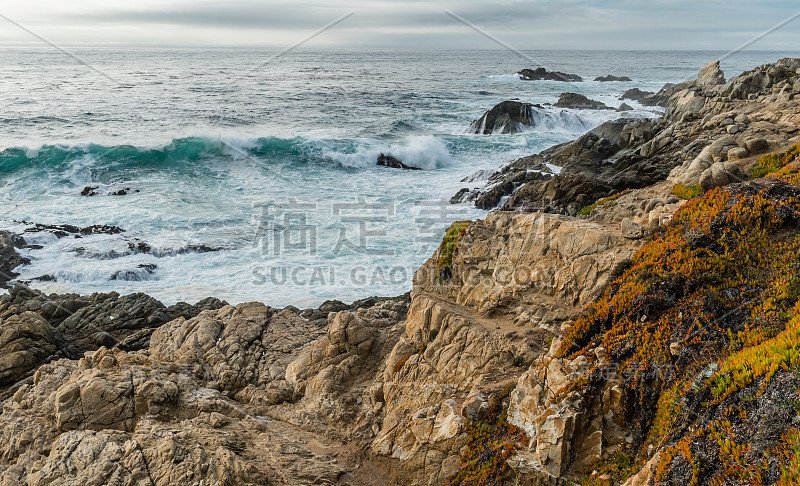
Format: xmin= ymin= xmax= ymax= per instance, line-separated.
xmin=594 ymin=75 xmax=632 ymax=82
xmin=377 ymin=153 xmax=421 ymax=170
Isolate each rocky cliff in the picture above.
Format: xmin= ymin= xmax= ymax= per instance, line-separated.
xmin=1 ymin=58 xmax=800 ymax=485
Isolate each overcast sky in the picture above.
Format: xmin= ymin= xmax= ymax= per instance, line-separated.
xmin=1 ymin=0 xmax=799 ymax=50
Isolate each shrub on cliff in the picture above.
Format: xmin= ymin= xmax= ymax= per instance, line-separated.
xmin=556 ymin=146 xmax=800 ymax=484
xmin=446 ymin=385 xmax=527 ymax=486
xmin=437 ymin=221 xmax=471 ymax=280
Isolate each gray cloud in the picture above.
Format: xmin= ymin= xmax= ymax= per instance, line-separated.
xmin=5 ymin=0 xmax=800 ymax=50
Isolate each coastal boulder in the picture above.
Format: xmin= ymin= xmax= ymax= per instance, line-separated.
xmin=699 ymin=161 xmax=747 ymax=191
xmin=468 ymin=100 xmax=540 ymax=134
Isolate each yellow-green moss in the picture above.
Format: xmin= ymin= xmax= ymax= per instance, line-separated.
xmin=671 ymin=183 xmax=703 ymax=200
xmin=751 ymin=144 xmax=800 ymax=178
xmin=437 ymin=221 xmax=471 ymax=272
xmin=710 ymin=302 xmax=800 ymax=403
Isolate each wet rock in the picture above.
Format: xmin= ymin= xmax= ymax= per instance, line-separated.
xmin=518 ymin=67 xmax=582 ymax=82
xmin=594 ymin=75 xmax=632 ymax=82
xmin=468 ymin=100 xmax=543 ymax=134
xmin=450 ymin=187 xmax=478 ymax=204
xmin=620 ymin=88 xmax=667 ymax=106
xmin=377 ymin=153 xmax=421 ymax=170
xmin=554 ymin=92 xmax=613 ymax=110
xmin=617 ymin=103 xmax=634 ymax=112
xmin=0 ymin=232 xmax=30 ymax=287
xmin=22 ymin=223 xmax=125 ymax=238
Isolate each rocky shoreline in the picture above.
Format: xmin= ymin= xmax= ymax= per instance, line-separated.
xmin=1 ymin=58 xmax=800 ymax=485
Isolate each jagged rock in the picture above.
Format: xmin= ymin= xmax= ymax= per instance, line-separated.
xmin=414 ymin=211 xmax=642 ymax=328
xmin=462 ymin=117 xmax=668 ymax=210
xmin=554 ymin=92 xmax=613 ymax=110
xmin=0 ymin=286 xmax=228 ymax=353
xmin=595 ymin=75 xmax=632 ymax=82
xmin=0 ymin=311 xmax=78 ymax=389
xmin=696 ymin=60 xmax=726 ymax=87
xmin=617 ymin=102 xmax=634 ymax=112
xmin=2 ymin=57 xmax=800 ymax=486
xmin=460 ymin=391 xmax=488 ymax=421
xmin=23 ymin=223 xmax=125 ymax=237
xmin=518 ymin=67 xmax=582 ymax=82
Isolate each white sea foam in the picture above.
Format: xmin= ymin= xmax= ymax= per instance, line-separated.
xmin=318 ymin=135 xmax=452 ymax=170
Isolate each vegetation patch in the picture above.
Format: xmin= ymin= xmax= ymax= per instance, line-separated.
xmin=671 ymin=183 xmax=703 ymax=200
xmin=750 ymin=143 xmax=800 ymax=178
xmin=446 ymin=385 xmax=527 ymax=486
xmin=552 ymin=149 xmax=800 ymax=483
xmin=437 ymin=221 xmax=471 ymax=279
xmin=578 ymin=189 xmax=630 ymax=216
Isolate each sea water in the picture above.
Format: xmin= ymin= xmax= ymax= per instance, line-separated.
xmin=1 ymin=49 xmax=796 ymax=306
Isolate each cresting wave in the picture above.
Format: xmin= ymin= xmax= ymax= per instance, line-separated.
xmin=0 ymin=134 xmax=455 ymax=174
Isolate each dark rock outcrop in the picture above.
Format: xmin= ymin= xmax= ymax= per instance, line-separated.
xmin=554 ymin=92 xmax=613 ymax=110
xmin=500 ymin=172 xmax=615 ymax=213
xmin=594 ymin=75 xmax=632 ymax=82
xmin=461 ymin=116 xmax=668 ymax=211
xmin=518 ymin=67 xmax=582 ymax=82
xmin=0 ymin=232 xmax=29 ymax=287
xmin=0 ymin=285 xmax=228 ymax=353
xmin=377 ymin=153 xmax=421 ymax=170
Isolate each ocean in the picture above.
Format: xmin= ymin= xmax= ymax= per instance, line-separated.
xmin=1 ymin=48 xmax=797 ymax=307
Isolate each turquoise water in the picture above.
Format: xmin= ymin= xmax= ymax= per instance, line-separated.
xmin=1 ymin=49 xmax=797 ymax=306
